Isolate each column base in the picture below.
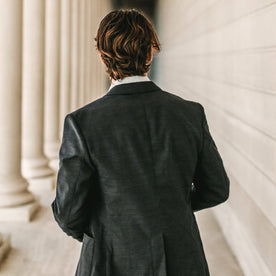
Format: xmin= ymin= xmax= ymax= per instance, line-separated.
xmin=21 ymin=155 xmax=55 ymax=179
xmin=0 ymin=233 xmax=11 ymax=264
xmin=49 ymin=158 xmax=59 ymax=172
xmin=0 ymin=200 xmax=40 ymax=222
xmin=28 ymin=175 xmax=55 ymax=191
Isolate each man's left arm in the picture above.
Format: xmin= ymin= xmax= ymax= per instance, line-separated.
xmin=51 ymin=113 xmax=97 ymax=242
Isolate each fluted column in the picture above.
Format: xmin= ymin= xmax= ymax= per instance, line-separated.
xmin=59 ymin=0 xmax=72 ymax=140
xmin=99 ymin=0 xmax=108 ymax=97
xmin=70 ymin=0 xmax=80 ymax=111
xmin=99 ymin=0 xmax=109 ymax=97
xmin=96 ymin=0 xmax=102 ymax=99
xmin=78 ymin=0 xmax=86 ymax=108
xmin=22 ymin=0 xmax=55 ymax=191
xmin=90 ymin=0 xmax=96 ymax=101
xmin=44 ymin=0 xmax=61 ymax=171
xmin=85 ymin=0 xmax=92 ymax=105
xmin=102 ymin=0 xmax=110 ymax=94
xmin=91 ymin=0 xmax=102 ymax=100
xmin=0 ymin=0 xmax=39 ymax=221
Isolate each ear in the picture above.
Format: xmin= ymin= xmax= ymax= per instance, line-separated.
xmin=99 ymin=52 xmax=105 ymax=65
xmin=147 ymin=46 xmax=153 ymax=63
xmin=98 ymin=52 xmax=114 ymax=82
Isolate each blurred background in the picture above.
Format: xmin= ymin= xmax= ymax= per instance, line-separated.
xmin=0 ymin=0 xmax=275 ymax=275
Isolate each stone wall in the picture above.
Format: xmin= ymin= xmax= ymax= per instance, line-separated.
xmin=155 ymin=1 xmax=276 ymax=275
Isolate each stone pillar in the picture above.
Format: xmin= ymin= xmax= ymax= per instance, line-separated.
xmin=44 ymin=0 xmax=61 ymax=171
xmin=0 ymin=0 xmax=39 ymax=221
xmin=89 ymin=0 xmax=95 ymax=102
xmin=59 ymin=0 xmax=71 ymax=140
xmin=70 ymin=0 xmax=80 ymax=111
xmin=85 ymin=0 xmax=92 ymax=105
xmin=99 ymin=0 xmax=108 ymax=97
xmin=78 ymin=0 xmax=86 ymax=108
xmin=91 ymin=0 xmax=102 ymax=100
xmin=22 ymin=0 xmax=55 ymax=191
xmin=95 ymin=0 xmax=102 ymax=99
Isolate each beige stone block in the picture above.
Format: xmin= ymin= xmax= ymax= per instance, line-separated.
xmin=0 ymin=200 xmax=40 ymax=222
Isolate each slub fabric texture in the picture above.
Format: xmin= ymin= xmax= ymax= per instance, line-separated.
xmin=51 ymin=81 xmax=230 ymax=276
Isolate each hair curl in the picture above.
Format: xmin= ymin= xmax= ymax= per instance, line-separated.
xmin=95 ymin=9 xmax=161 ymax=80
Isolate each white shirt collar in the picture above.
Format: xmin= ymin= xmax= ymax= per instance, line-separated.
xmin=108 ymin=75 xmax=151 ymax=91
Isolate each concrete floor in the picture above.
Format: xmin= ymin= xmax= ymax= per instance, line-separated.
xmin=0 ymin=190 xmax=244 ymax=276
xmin=195 ymin=210 xmax=244 ymax=276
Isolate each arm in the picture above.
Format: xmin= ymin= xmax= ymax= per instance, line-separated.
xmin=51 ymin=113 xmax=97 ymax=242
xmin=191 ymin=105 xmax=230 ymax=212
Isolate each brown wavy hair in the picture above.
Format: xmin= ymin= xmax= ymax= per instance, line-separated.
xmin=95 ymin=9 xmax=161 ymax=80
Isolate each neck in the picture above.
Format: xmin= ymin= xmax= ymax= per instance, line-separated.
xmin=111 ymin=73 xmax=147 ymax=84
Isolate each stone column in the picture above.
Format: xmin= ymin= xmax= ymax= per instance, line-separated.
xmin=91 ymin=0 xmax=102 ymax=101
xmin=22 ymin=0 xmax=55 ymax=191
xmin=85 ymin=0 xmax=92 ymax=105
xmin=102 ymin=0 xmax=110 ymax=95
xmin=89 ymin=0 xmax=95 ymax=102
xmin=44 ymin=0 xmax=61 ymax=171
xmin=70 ymin=0 xmax=80 ymax=112
xmin=95 ymin=0 xmax=101 ymax=99
xmin=0 ymin=0 xmax=39 ymax=221
xmin=99 ymin=0 xmax=107 ymax=97
xmin=59 ymin=0 xmax=71 ymax=140
xmin=78 ymin=0 xmax=86 ymax=108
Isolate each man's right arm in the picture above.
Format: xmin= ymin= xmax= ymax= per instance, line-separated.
xmin=191 ymin=104 xmax=230 ymax=212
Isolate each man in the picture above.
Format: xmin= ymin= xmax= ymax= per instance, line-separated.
xmin=51 ymin=9 xmax=230 ymax=276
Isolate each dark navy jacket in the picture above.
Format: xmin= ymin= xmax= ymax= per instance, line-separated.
xmin=51 ymin=81 xmax=230 ymax=276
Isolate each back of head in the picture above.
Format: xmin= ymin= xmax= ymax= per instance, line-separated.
xmin=95 ymin=9 xmax=161 ymax=80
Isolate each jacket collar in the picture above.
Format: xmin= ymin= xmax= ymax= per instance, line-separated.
xmin=105 ymin=81 xmax=161 ymax=96
xmin=108 ymin=75 xmax=151 ymax=91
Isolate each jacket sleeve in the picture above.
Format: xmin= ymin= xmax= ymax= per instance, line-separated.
xmin=191 ymin=105 xmax=230 ymax=212
xmin=51 ymin=113 xmax=97 ymax=242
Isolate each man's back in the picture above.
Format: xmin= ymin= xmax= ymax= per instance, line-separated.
xmin=52 ymin=81 xmax=229 ymax=276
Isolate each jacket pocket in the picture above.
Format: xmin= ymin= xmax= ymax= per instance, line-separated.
xmin=76 ymin=233 xmax=95 ymax=276
xmin=150 ymin=232 xmax=168 ymax=276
